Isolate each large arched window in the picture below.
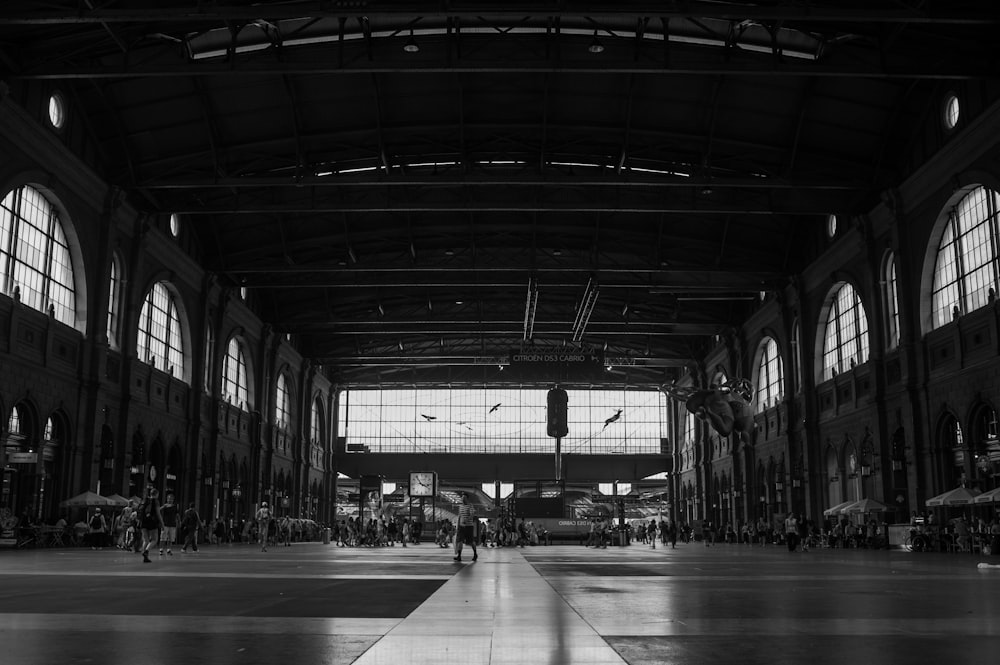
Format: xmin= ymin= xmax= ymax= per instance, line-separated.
xmin=106 ymin=253 xmax=122 ymax=347
xmin=821 ymin=282 xmax=870 ymax=381
xmin=931 ymin=186 xmax=1000 ymax=329
xmin=221 ymin=337 xmax=249 ymax=409
xmin=275 ymin=372 xmax=291 ymax=429
xmin=137 ymin=281 xmax=185 ymax=379
xmin=1 ymin=185 xmax=76 ymax=325
xmin=883 ymin=251 xmax=900 ymax=349
xmin=754 ymin=336 xmax=783 ymax=413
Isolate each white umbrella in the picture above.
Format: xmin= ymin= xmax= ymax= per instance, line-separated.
xmin=104 ymin=494 xmax=130 ymax=507
xmin=843 ymin=497 xmax=896 ymax=514
xmin=924 ymin=487 xmax=981 ymax=507
xmin=59 ymin=490 xmax=124 ymax=508
xmin=972 ymin=487 xmax=1000 ymax=504
xmin=823 ymin=500 xmax=855 ymax=516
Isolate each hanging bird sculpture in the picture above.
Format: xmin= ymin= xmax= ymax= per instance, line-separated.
xmin=603 ymin=409 xmax=623 ymax=430
xmin=489 ymin=403 xmax=502 ymax=414
xmin=420 ymin=413 xmax=437 ymax=421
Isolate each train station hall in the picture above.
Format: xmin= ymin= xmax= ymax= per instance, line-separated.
xmin=2 ymin=2 xmax=1000 ymax=664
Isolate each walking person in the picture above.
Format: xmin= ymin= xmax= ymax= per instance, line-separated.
xmin=180 ymin=502 xmax=202 ymax=553
xmin=784 ymin=512 xmax=800 ymax=552
xmin=137 ymin=487 xmax=164 ymax=563
xmin=454 ymin=492 xmax=478 ymax=562
xmin=159 ymin=492 xmax=179 ymax=556
xmin=255 ymin=502 xmax=272 ymax=552
xmin=88 ymin=507 xmax=107 ymax=550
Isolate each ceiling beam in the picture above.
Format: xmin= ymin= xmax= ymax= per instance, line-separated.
xmin=4 ymin=4 xmax=998 ymax=26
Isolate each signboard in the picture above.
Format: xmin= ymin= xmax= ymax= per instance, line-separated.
xmin=507 ymin=348 xmax=604 ymax=381
xmin=7 ymin=452 xmax=37 ymax=464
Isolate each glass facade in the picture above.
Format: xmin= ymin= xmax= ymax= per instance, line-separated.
xmin=338 ymin=388 xmax=667 ymax=454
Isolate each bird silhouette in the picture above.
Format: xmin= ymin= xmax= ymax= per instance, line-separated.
xmin=489 ymin=403 xmax=502 ymax=413
xmin=420 ymin=414 xmax=437 ymax=421
xmin=602 ymin=409 xmax=623 ymax=430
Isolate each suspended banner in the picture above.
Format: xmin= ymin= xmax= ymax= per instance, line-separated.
xmin=507 ymin=349 xmax=605 ymax=382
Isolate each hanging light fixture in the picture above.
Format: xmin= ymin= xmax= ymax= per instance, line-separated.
xmin=403 ymin=28 xmax=420 ymax=53
xmin=588 ymin=30 xmax=605 ymax=54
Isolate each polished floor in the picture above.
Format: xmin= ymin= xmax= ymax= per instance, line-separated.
xmin=1 ymin=538 xmax=999 ymax=664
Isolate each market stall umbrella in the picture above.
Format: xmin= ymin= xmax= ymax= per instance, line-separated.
xmin=59 ymin=491 xmax=123 ymax=508
xmin=972 ymin=487 xmax=1000 ymax=504
xmin=823 ymin=500 xmax=856 ymax=516
xmin=105 ymin=494 xmax=130 ymax=507
xmin=843 ymin=498 xmax=896 ymax=514
xmin=924 ymin=487 xmax=981 ymax=507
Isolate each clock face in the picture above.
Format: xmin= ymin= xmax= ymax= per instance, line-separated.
xmin=409 ymin=471 xmax=436 ymax=497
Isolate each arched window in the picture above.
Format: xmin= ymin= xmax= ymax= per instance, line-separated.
xmin=821 ymin=282 xmax=870 ymax=381
xmin=884 ymin=251 xmax=900 ymax=349
xmin=755 ymin=337 xmax=784 ymax=413
xmin=106 ymin=253 xmax=122 ymax=347
xmin=0 ymin=185 xmax=77 ymax=325
xmin=222 ymin=337 xmax=249 ymax=409
xmin=938 ymin=413 xmax=967 ymax=488
xmin=684 ymin=409 xmax=696 ymax=444
xmin=931 ymin=186 xmax=1000 ymax=329
xmin=311 ymin=397 xmax=323 ymax=445
xmin=137 ymin=281 xmax=185 ymax=379
xmin=791 ymin=320 xmax=803 ymax=394
xmin=203 ymin=323 xmax=214 ymax=392
xmin=275 ymin=373 xmax=291 ymax=430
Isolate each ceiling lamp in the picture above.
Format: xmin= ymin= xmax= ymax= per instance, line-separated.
xmin=588 ymin=30 xmax=605 ymax=54
xmin=403 ymin=29 xmax=420 ymax=53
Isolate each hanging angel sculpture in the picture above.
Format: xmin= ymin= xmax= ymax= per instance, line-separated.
xmin=663 ymin=378 xmax=754 ymax=438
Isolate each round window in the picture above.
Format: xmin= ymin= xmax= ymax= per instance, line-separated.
xmin=48 ymin=92 xmax=66 ymax=129
xmin=943 ymin=94 xmax=960 ymax=130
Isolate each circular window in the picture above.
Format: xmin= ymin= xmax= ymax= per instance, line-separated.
xmin=48 ymin=92 xmax=66 ymax=129
xmin=827 ymin=214 xmax=838 ymax=238
xmin=943 ymin=94 xmax=960 ymax=130
xmin=169 ymin=213 xmax=181 ymax=237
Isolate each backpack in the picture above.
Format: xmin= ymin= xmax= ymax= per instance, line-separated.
xmin=90 ymin=514 xmax=103 ymax=530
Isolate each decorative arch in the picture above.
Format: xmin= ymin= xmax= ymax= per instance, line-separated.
xmin=934 ymin=409 xmax=966 ymax=490
xmin=4 ymin=401 xmax=38 ymax=519
xmin=968 ymin=401 xmax=999 ymax=490
xmin=41 ymin=409 xmax=72 ymax=517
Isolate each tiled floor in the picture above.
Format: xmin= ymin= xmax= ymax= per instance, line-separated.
xmin=2 ymin=540 xmax=999 ymax=664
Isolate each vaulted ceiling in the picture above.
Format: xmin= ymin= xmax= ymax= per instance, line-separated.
xmin=2 ymin=1 xmax=997 ymax=387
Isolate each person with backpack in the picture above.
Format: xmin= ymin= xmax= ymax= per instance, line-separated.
xmin=137 ymin=487 xmax=164 ymax=563
xmin=88 ymin=508 xmax=107 ymax=550
xmin=180 ymin=502 xmax=202 ymax=553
